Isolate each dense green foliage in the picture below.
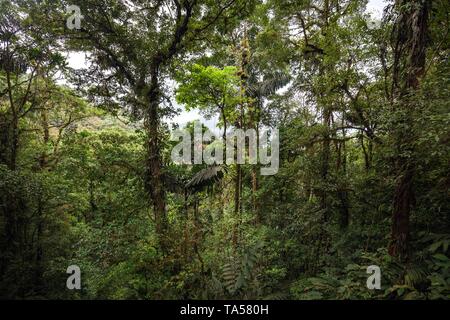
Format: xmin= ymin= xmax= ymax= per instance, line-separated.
xmin=0 ymin=0 xmax=449 ymax=299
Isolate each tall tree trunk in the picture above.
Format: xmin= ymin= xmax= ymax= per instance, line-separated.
xmin=321 ymin=107 xmax=331 ymax=221
xmin=220 ymin=106 xmax=227 ymax=154
xmin=8 ymin=113 xmax=18 ymax=171
xmin=319 ymin=0 xmax=330 ymax=222
xmin=338 ymin=122 xmax=349 ymax=229
xmin=232 ymin=32 xmax=250 ymax=247
xmin=39 ymin=107 xmax=49 ymax=169
xmin=5 ymin=60 xmax=18 ymax=171
xmin=145 ymin=86 xmax=168 ymax=250
xmin=250 ymin=99 xmax=260 ymax=224
xmin=0 ymin=117 xmax=8 ymax=166
xmin=389 ymin=0 xmax=429 ymax=260
xmin=33 ymin=196 xmax=44 ymax=295
xmin=251 ymin=162 xmax=259 ymax=222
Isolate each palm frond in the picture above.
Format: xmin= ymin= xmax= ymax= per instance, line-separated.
xmin=248 ymin=73 xmax=291 ymax=98
xmin=186 ymin=165 xmax=225 ymax=191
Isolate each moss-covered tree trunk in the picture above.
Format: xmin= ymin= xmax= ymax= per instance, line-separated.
xmin=389 ymin=0 xmax=430 ymax=260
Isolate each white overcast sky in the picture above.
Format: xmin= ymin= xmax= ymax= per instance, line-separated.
xmin=66 ymin=0 xmax=387 ymax=130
